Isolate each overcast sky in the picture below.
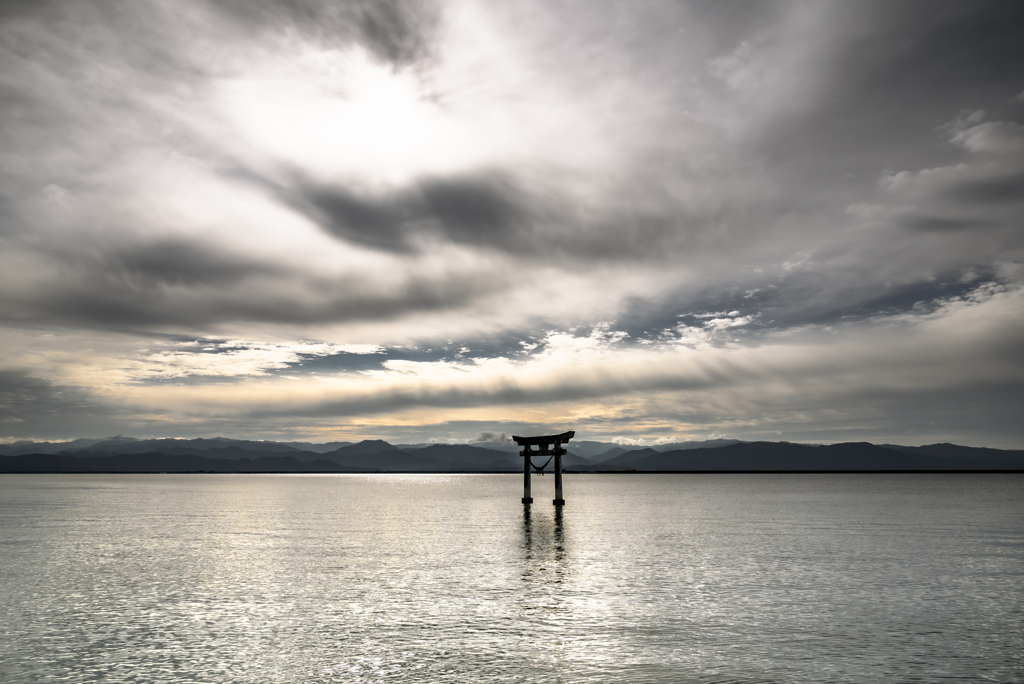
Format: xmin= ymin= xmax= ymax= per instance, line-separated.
xmin=1 ymin=0 xmax=1022 ymax=447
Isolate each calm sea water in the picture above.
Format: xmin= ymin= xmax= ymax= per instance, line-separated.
xmin=0 ymin=473 xmax=1021 ymax=683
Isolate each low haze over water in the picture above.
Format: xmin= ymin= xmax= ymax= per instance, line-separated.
xmin=1 ymin=474 xmax=1022 ymax=682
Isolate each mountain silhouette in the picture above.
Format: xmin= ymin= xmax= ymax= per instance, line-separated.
xmin=2 ymin=437 xmax=1020 ymax=473
xmin=577 ymin=441 xmax=1023 ymax=471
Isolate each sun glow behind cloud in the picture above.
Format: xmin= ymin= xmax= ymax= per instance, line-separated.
xmin=211 ymin=3 xmax=618 ymax=189
xmin=217 ymin=47 xmax=471 ymax=185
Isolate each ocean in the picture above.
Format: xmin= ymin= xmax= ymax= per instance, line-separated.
xmin=1 ymin=473 xmax=1021 ymax=682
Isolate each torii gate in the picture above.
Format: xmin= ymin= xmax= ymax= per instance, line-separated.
xmin=513 ymin=431 xmax=574 ymax=505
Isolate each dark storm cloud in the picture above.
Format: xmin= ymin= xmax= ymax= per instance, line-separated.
xmin=3 ymin=238 xmax=279 ymax=326
xmin=289 ymin=172 xmax=531 ymax=253
xmin=615 ymin=274 xmax=996 ymax=344
xmin=420 ymin=175 xmax=529 ymax=246
xmin=274 ymin=165 xmax=738 ymax=263
xmin=301 ymin=185 xmax=409 ymax=252
xmin=3 ymin=238 xmax=509 ymax=328
xmin=94 ymin=240 xmax=284 ymax=288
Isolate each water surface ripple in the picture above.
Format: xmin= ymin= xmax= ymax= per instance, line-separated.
xmin=1 ymin=473 xmax=1021 ymax=682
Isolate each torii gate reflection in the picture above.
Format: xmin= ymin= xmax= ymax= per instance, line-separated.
xmin=513 ymin=431 xmax=574 ymax=505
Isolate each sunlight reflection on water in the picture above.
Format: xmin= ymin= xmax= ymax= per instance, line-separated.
xmin=1 ymin=473 xmax=1022 ymax=682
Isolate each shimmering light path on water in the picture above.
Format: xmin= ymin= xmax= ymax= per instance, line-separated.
xmin=1 ymin=474 xmax=1022 ymax=682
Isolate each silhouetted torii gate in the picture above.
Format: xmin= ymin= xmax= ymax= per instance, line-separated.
xmin=513 ymin=430 xmax=574 ymax=506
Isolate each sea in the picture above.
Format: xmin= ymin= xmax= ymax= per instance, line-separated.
xmin=0 ymin=473 xmax=1021 ymax=683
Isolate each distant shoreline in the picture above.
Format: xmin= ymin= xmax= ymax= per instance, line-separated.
xmin=3 ymin=470 xmax=1023 ymax=475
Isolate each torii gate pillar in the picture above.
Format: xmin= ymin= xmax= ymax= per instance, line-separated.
xmin=521 ymin=443 xmax=533 ymax=503
xmin=513 ymin=431 xmax=575 ymax=506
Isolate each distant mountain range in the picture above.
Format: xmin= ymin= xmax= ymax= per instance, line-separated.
xmin=581 ymin=441 xmax=1024 ymax=471
xmin=0 ymin=436 xmax=1020 ymax=473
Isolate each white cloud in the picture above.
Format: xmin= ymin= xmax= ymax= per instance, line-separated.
xmin=126 ymin=340 xmax=383 ymax=380
xmin=950 ymin=121 xmax=1024 ymax=154
xmin=692 ymin=310 xmax=742 ymax=319
xmin=702 ymin=315 xmax=753 ymax=330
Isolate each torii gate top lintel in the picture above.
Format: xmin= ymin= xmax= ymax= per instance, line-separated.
xmin=511 ymin=431 xmax=575 ymax=449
